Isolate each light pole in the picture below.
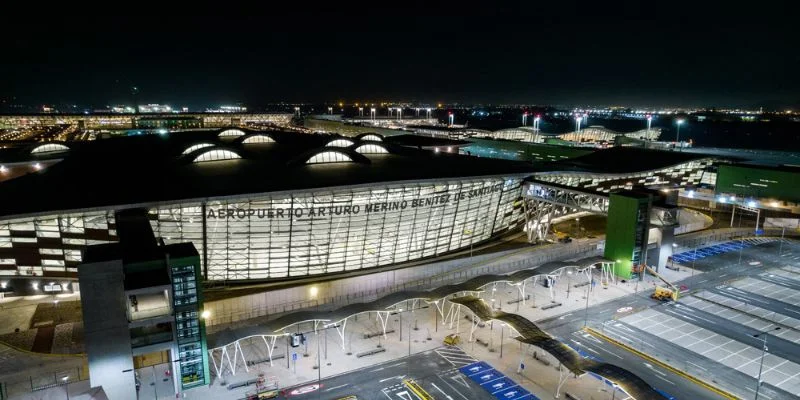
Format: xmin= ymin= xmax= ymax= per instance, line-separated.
xmin=534 ymin=116 xmax=541 ymax=132
xmin=448 ymin=112 xmax=454 ymax=126
xmin=753 ymin=327 xmax=781 ymax=400
xmin=398 ymin=308 xmax=403 ymax=341
xmin=675 ymin=118 xmax=685 ymax=151
xmin=370 ymin=108 xmax=376 ymax=120
xmin=500 ymin=323 xmax=505 ymax=358
xmin=522 ymin=112 xmax=528 ymax=126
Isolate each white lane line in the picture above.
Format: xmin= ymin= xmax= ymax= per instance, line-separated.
xmin=380 ymin=375 xmax=406 ymax=383
xmin=655 ymin=375 xmax=675 ymax=385
xmin=387 ymin=362 xmax=407 ymax=368
xmin=438 ymin=375 xmax=469 ymax=400
xmin=687 ymin=361 xmax=707 ymax=371
xmin=372 ymin=367 xmax=385 ymax=372
xmin=382 ymin=388 xmax=394 ymax=400
xmin=325 ymin=383 xmax=349 ymax=392
xmin=431 ymin=382 xmax=454 ymax=400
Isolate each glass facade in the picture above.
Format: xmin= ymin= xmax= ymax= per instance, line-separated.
xmin=171 ymin=262 xmax=208 ymax=389
xmin=0 ymin=176 xmax=525 ymax=281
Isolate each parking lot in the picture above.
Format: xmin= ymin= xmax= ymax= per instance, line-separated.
xmin=599 ymin=240 xmax=800 ymax=399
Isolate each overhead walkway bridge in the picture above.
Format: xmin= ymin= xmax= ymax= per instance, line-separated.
xmin=206 ymin=255 xmax=668 ymax=399
xmin=522 ymin=179 xmax=679 ymax=242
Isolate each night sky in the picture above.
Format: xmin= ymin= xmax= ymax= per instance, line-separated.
xmin=2 ymin=4 xmax=798 ymax=109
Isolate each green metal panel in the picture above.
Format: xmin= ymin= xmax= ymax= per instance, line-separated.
xmin=604 ymin=194 xmax=641 ymax=279
xmin=715 ymin=164 xmax=800 ymax=203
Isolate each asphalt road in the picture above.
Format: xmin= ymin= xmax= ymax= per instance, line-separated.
xmin=537 ymin=240 xmax=800 ymax=400
xmin=279 ymin=347 xmax=498 ymax=400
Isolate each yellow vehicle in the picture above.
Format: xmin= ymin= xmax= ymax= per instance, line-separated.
xmin=652 ymin=285 xmax=678 ymax=302
xmin=444 ymin=334 xmax=461 ymax=346
xmin=335 ymin=396 xmax=358 ymax=400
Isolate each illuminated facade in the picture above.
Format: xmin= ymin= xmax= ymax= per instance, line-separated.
xmin=0 ymin=177 xmax=524 ymax=281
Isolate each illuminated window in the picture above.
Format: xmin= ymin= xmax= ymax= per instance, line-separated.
xmin=30 ymin=143 xmax=69 ymax=154
xmin=306 ymin=151 xmax=352 ymax=164
xmin=354 ymin=144 xmax=389 ymax=154
xmin=325 ymin=139 xmax=354 ymax=147
xmin=218 ymin=129 xmax=245 ymax=138
xmin=360 ymin=134 xmax=382 ymax=142
xmin=192 ymin=149 xmax=241 ymax=163
xmin=242 ymin=134 xmax=276 ymax=144
xmin=181 ymin=143 xmax=215 ymax=155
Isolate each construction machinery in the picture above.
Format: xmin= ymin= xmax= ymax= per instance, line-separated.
xmin=637 ymin=264 xmax=680 ymax=301
xmin=444 ymin=334 xmax=461 ymax=346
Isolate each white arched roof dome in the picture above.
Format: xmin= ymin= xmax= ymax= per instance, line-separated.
xmin=325 ymin=138 xmax=355 ymax=148
xmin=193 ymin=149 xmax=241 ymax=163
xmin=31 ymin=143 xmax=69 ymax=154
xmin=354 ymin=144 xmax=389 ymax=154
xmin=242 ymin=134 xmax=276 ymax=144
xmin=306 ymin=151 xmax=353 ymax=164
xmin=182 ymin=143 xmax=215 ymax=155
xmin=360 ymin=134 xmax=383 ymax=142
xmin=218 ymin=129 xmax=246 ymax=138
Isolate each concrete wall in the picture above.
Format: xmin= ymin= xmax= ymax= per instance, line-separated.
xmin=204 ymin=240 xmax=604 ymax=331
xmin=78 ymin=260 xmax=137 ymax=400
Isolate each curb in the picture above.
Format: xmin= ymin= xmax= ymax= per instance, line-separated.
xmin=582 ymin=327 xmax=740 ymax=400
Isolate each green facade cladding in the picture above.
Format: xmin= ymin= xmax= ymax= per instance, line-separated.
xmin=715 ymin=164 xmax=800 ymax=203
xmin=604 ymin=193 xmax=651 ymax=279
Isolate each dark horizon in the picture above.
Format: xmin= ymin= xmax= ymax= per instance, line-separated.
xmin=2 ymin=4 xmax=799 ymax=109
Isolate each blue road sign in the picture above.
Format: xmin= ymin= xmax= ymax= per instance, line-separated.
xmin=292 ymin=353 xmax=297 ymax=361
xmin=519 ymin=363 xmax=524 ymax=370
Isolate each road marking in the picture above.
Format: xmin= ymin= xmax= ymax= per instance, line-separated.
xmin=387 ymin=362 xmax=407 ymax=368
xmin=745 ymin=386 xmax=774 ymax=399
xmin=441 ymin=375 xmax=470 ymax=400
xmin=697 ymin=279 xmax=708 ymax=284
xmin=380 ymin=375 xmax=406 ymax=383
xmin=687 ymin=361 xmax=707 ymax=371
xmin=431 ymin=382 xmax=454 ymax=400
xmin=655 ymin=375 xmax=675 ymax=385
xmin=325 ymin=383 xmax=349 ymax=392
xmin=372 ymin=367 xmax=385 ymax=372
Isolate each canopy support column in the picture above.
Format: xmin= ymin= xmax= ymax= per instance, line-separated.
xmin=261 ymin=335 xmax=278 ymax=367
xmin=333 ymin=318 xmax=348 ymax=351
xmin=376 ymin=311 xmax=390 ymax=339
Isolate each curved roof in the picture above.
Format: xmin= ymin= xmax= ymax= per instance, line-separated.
xmin=289 ymin=148 xmax=371 ymax=166
xmin=0 ymin=129 xmax=536 ymax=219
xmin=30 ymin=143 xmax=69 ymax=154
xmin=325 ymin=138 xmax=355 ymax=148
xmin=192 ymin=149 xmax=241 ymax=163
xmin=181 ymin=143 xmax=215 ymax=155
xmin=355 ymin=132 xmax=384 ymax=141
xmin=353 ymin=143 xmax=389 ymax=154
xmin=532 ymin=147 xmax=716 ymax=176
xmin=240 ymin=133 xmax=276 ymax=144
xmin=218 ymin=128 xmax=246 ymax=138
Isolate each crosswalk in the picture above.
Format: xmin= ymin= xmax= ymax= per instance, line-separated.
xmin=435 ymin=346 xmax=478 ymax=367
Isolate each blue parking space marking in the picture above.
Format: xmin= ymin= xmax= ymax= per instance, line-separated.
xmin=493 ymin=385 xmax=532 ymax=400
xmin=460 ymin=361 xmax=493 ymax=376
xmin=460 ymin=361 xmax=539 ymax=400
xmin=468 ymin=369 xmax=503 ymax=385
xmin=481 ymin=376 xmax=517 ymax=393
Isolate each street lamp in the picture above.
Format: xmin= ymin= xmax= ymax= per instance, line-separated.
xmin=675 ymin=119 xmax=685 ymax=151
xmin=753 ymin=327 xmax=781 ymax=400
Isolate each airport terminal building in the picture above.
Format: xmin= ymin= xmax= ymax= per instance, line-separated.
xmin=0 ymin=129 xmax=531 ymax=285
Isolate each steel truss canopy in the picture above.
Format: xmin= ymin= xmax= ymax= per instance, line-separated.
xmin=203 ymin=256 xmax=668 ymax=400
